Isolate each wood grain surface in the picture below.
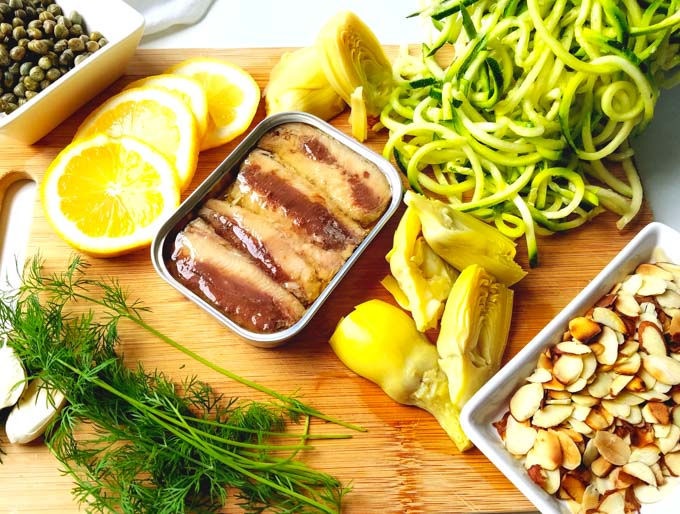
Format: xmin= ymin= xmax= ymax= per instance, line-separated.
xmin=0 ymin=48 xmax=655 ymax=513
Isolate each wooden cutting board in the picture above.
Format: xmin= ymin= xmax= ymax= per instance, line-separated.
xmin=0 ymin=48 xmax=655 ymax=513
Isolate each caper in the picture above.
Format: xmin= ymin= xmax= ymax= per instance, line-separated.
xmin=9 ymin=0 xmax=23 ymax=10
xmin=73 ymin=52 xmax=88 ymax=66
xmin=0 ymin=21 xmax=11 ymax=35
xmin=14 ymin=8 xmax=26 ymax=20
xmin=67 ymin=36 xmax=83 ymax=52
xmin=17 ymin=37 xmax=28 ymax=48
xmin=42 ymin=17 xmax=53 ymax=34
xmin=78 ymin=33 xmax=88 ymax=43
xmin=9 ymin=44 xmax=24 ymax=60
xmin=26 ymin=26 xmax=41 ymax=39
xmin=52 ymin=20 xmax=66 ymax=38
xmin=46 ymin=3 xmax=60 ymax=16
xmin=8 ymin=61 xmax=19 ymax=74
xmin=17 ymin=96 xmax=25 ymax=106
xmin=0 ymin=3 xmax=11 ymax=17
xmin=24 ymin=88 xmax=36 ymax=99
xmin=98 ymin=37 xmax=107 ymax=47
xmin=19 ymin=60 xmax=31 ymax=75
xmin=58 ymin=47 xmax=72 ymax=65
xmin=1 ymin=92 xmax=16 ymax=104
xmin=27 ymin=37 xmax=49 ymax=54
xmin=38 ymin=10 xmax=53 ymax=22
xmin=38 ymin=77 xmax=48 ymax=89
xmin=37 ymin=54 xmax=50 ymax=69
xmin=27 ymin=18 xmax=41 ymax=29
xmin=11 ymin=24 xmax=25 ymax=38
xmin=68 ymin=10 xmax=82 ymax=26
xmin=85 ymin=40 xmax=98 ymax=53
xmin=12 ymin=81 xmax=24 ymax=97
xmin=11 ymin=16 xmax=22 ymax=27
xmin=3 ymin=70 xmax=15 ymax=88
xmin=89 ymin=30 xmax=102 ymax=42
xmin=44 ymin=66 xmax=58 ymax=81
xmin=0 ymin=46 xmax=8 ymax=66
xmin=55 ymin=14 xmax=68 ymax=28
xmin=22 ymin=74 xmax=37 ymax=91
xmin=28 ymin=64 xmax=43 ymax=81
xmin=52 ymin=37 xmax=65 ymax=52
xmin=24 ymin=5 xmax=35 ymax=18
xmin=69 ymin=22 xmax=81 ymax=36
xmin=0 ymin=97 xmax=7 ymax=112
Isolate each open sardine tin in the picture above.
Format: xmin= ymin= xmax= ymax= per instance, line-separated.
xmin=151 ymin=112 xmax=404 ymax=347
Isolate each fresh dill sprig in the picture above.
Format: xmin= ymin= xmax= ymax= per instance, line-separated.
xmin=0 ymin=255 xmax=355 ymax=513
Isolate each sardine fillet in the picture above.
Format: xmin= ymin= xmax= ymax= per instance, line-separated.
xmin=200 ymin=199 xmax=324 ymax=305
xmin=230 ymin=148 xmax=365 ymax=256
xmin=171 ymin=218 xmax=305 ymax=333
xmin=257 ymin=122 xmax=391 ymax=227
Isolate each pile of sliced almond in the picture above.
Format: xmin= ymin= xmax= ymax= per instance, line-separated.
xmin=495 ymin=261 xmax=680 ymax=514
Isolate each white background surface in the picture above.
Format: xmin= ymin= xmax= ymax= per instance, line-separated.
xmin=2 ymin=0 xmax=679 ymax=285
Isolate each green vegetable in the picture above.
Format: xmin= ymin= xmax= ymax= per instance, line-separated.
xmin=381 ymin=0 xmax=680 ymax=265
xmin=0 ymin=255 xmax=355 ymax=513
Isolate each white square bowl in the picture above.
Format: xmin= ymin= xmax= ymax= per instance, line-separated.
xmin=0 ymin=0 xmax=144 ymax=145
xmin=460 ymin=221 xmax=680 ymax=514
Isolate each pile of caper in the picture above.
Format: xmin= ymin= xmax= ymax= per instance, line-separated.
xmin=0 ymin=0 xmax=108 ymax=115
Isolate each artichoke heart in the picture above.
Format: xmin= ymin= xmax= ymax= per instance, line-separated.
xmin=316 ymin=10 xmax=394 ymax=116
xmin=385 ymin=206 xmax=457 ymax=332
xmin=329 ymin=299 xmax=472 ymax=451
xmin=264 ymin=46 xmax=346 ymax=120
xmin=436 ymin=264 xmax=513 ymax=411
xmin=405 ymin=191 xmax=527 ymax=286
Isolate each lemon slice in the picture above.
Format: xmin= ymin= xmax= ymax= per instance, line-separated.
xmin=165 ymin=57 xmax=260 ymax=150
xmin=41 ymin=134 xmax=181 ymax=257
xmin=74 ymin=86 xmax=199 ymax=191
xmin=125 ymin=74 xmax=210 ymax=141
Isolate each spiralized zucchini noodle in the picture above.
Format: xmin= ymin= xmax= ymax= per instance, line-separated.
xmin=380 ymin=0 xmax=680 ymax=266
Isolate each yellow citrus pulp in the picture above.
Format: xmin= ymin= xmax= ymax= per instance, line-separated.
xmin=125 ymin=74 xmax=210 ymax=142
xmin=41 ymin=134 xmax=181 ymax=257
xmin=165 ymin=57 xmax=260 ymax=150
xmin=74 ymin=85 xmax=199 ymax=191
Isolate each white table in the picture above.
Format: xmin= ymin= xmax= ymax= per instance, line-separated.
xmin=2 ymin=0 xmax=678 ymax=285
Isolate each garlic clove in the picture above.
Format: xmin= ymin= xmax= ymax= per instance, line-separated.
xmin=5 ymin=377 xmax=66 ymax=444
xmin=0 ymin=343 xmax=26 ymax=410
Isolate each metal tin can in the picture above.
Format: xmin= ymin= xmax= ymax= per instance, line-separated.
xmin=151 ymin=112 xmax=403 ymax=347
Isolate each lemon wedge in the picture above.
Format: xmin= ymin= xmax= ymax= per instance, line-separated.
xmin=165 ymin=57 xmax=260 ymax=150
xmin=74 ymin=85 xmax=199 ymax=191
xmin=125 ymin=73 xmax=210 ymax=142
xmin=41 ymin=134 xmax=181 ymax=257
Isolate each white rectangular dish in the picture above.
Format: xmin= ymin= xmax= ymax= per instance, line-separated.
xmin=460 ymin=221 xmax=680 ymax=514
xmin=0 ymin=0 xmax=144 ymax=144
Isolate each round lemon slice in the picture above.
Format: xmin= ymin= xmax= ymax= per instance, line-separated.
xmin=74 ymin=85 xmax=199 ymax=191
xmin=165 ymin=57 xmax=260 ymax=150
xmin=41 ymin=134 xmax=181 ymax=258
xmin=125 ymin=74 xmax=210 ymax=141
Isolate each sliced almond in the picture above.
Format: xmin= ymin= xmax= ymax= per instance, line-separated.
xmin=560 ymin=472 xmax=587 ymax=503
xmin=596 ymin=326 xmax=620 ymax=366
xmin=593 ymin=307 xmax=628 ymax=335
xmin=621 ymin=405 xmax=643 ymax=425
xmin=580 ymin=352 xmax=599 ymax=383
xmin=598 ymin=489 xmax=626 ymax=513
xmin=642 ymin=401 xmax=670 ymax=425
xmin=525 ymin=429 xmax=563 ymax=470
xmin=532 ymin=404 xmax=574 ymax=428
xmin=572 ymin=393 xmax=600 ymax=407
xmin=569 ymin=418 xmax=594 ymax=436
xmin=654 ymin=423 xmax=671 ymax=439
xmin=629 ymin=445 xmax=661 ymax=466
xmin=642 ymin=354 xmax=680 ymax=385
xmin=505 ymin=415 xmax=538 ymax=456
xmin=625 ymin=375 xmax=647 ymax=393
xmin=594 ymin=430 xmax=630 ymax=465
xmin=586 ymin=406 xmax=615 ymax=431
xmin=634 ymin=483 xmax=665 ymax=503
xmin=527 ymin=465 xmax=561 ymax=494
xmin=621 ymin=273 xmax=643 ymax=295
xmin=510 ymin=382 xmax=544 ymax=422
xmin=556 ymin=429 xmax=582 ymax=470
xmin=636 ymin=263 xmax=674 ymax=281
xmin=591 ymin=455 xmax=614 ymax=477
xmin=609 ymin=466 xmax=636 ymax=489
xmin=658 ymin=424 xmax=680 ymax=454
xmin=618 ymin=339 xmax=640 ymax=357
xmin=601 ymin=399 xmax=631 ymax=419
xmin=610 ymin=373 xmax=634 ymax=396
xmin=664 ymin=451 xmax=680 ymax=476
xmin=622 ymin=461 xmax=657 ymax=486
xmin=526 ymin=367 xmax=552 ymax=383
xmin=553 ymin=354 xmax=585 ymax=385
xmin=566 ymin=377 xmax=589 ymax=394
xmin=613 ymin=352 xmax=642 ymax=375
xmin=670 ymin=312 xmax=680 ymax=344
xmin=569 ymin=316 xmax=602 ymax=342
xmin=638 ymin=275 xmax=669 ymax=296
xmin=638 ymin=321 xmax=668 ymax=356
xmin=589 ymin=371 xmax=614 ymax=398
xmin=615 ymin=292 xmax=641 ymax=317
xmin=556 ymin=340 xmax=592 ymax=355
xmin=657 ymin=289 xmax=680 ymax=310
